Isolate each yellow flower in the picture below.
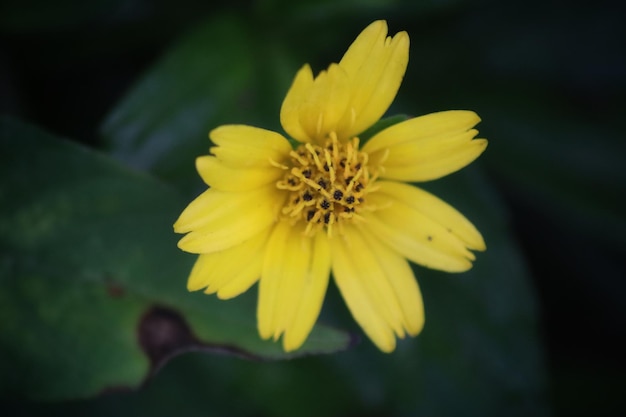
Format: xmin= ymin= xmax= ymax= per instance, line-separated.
xmin=174 ymin=20 xmax=487 ymax=353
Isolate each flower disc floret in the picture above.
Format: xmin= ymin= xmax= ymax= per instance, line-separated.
xmin=273 ymin=132 xmax=379 ymax=237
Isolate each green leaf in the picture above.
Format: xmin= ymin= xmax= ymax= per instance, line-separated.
xmin=100 ymin=13 xmax=298 ymax=195
xmin=0 ymin=117 xmax=353 ymax=401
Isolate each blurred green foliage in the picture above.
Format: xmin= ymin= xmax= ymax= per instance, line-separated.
xmin=1 ymin=0 xmax=625 ymax=415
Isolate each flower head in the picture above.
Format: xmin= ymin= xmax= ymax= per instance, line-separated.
xmin=174 ymin=20 xmax=487 ymax=352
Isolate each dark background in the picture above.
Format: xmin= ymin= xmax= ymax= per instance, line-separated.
xmin=2 ymin=0 xmax=625 ymax=415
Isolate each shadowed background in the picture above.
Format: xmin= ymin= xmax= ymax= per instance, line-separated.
xmin=1 ymin=0 xmax=624 ymax=415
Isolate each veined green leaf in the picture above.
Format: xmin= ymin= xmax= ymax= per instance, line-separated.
xmin=0 ymin=117 xmax=353 ymax=401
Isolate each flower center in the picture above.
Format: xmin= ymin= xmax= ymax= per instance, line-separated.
xmin=274 ymin=132 xmax=379 ymax=237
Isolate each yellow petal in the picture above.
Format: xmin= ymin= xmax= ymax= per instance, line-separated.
xmin=283 ymin=231 xmax=331 ymax=351
xmin=358 ymin=226 xmax=425 ymax=337
xmin=331 ymin=241 xmax=395 ymax=351
xmin=269 ymin=223 xmax=310 ymax=341
xmin=186 ymin=229 xmax=269 ymax=298
xmin=382 ymin=139 xmax=487 ymax=182
xmin=280 ymin=64 xmax=315 ymax=143
xmin=331 ymin=224 xmax=417 ymax=352
xmin=377 ymin=181 xmax=485 ymax=251
xmin=214 ymin=229 xmax=270 ymax=299
xmin=258 ymin=221 xmax=331 ymax=351
xmin=363 ymin=110 xmax=487 ymax=182
xmin=298 ymin=63 xmax=351 ymax=143
xmin=257 ymin=220 xmax=292 ymax=340
xmin=365 ymin=190 xmax=477 ymax=272
xmin=210 ymin=125 xmax=292 ymax=168
xmin=196 ymin=156 xmax=284 ymax=191
xmin=335 ymin=20 xmax=409 ymax=138
xmin=187 ymin=253 xmax=215 ymax=292
xmin=338 ymin=21 xmax=389 ymax=77
xmin=175 ymin=186 xmax=284 ymax=254
xmin=364 ymin=110 xmax=480 ymax=152
xmin=174 ymin=186 xmax=270 ymax=233
xmin=173 ymin=188 xmax=229 ymax=234
xmin=279 ymin=20 xmax=409 ymax=143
